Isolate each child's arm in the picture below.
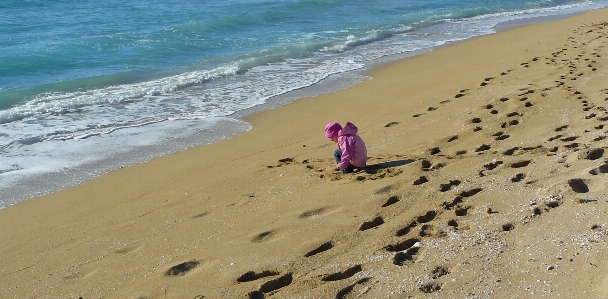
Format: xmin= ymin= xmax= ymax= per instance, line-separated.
xmin=337 ymin=136 xmax=355 ymax=171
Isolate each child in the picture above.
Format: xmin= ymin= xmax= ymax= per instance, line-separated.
xmin=325 ymin=122 xmax=368 ymax=173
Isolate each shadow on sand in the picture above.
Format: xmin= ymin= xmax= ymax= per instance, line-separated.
xmin=362 ymin=159 xmax=415 ymax=174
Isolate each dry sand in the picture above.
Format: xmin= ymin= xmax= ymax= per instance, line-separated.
xmin=2 ymin=9 xmax=608 ymax=299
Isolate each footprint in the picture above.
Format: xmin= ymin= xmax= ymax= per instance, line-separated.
xmin=454 ymin=206 xmax=471 ymax=217
xmin=386 ymin=238 xmax=420 ymax=252
xmin=165 ymin=260 xmax=200 ymax=276
xmin=305 ymin=241 xmax=333 ymax=257
xmin=501 ymin=119 xmax=520 ymax=128
xmin=439 ymin=180 xmax=461 ymax=192
xmin=252 ymin=231 xmax=275 ymax=243
xmin=495 ymin=134 xmax=510 ymax=141
xmin=419 ymin=224 xmax=438 ymax=237
xmin=431 ymin=266 xmax=450 ymax=279
xmin=416 ymin=210 xmax=437 ymax=223
xmin=385 ymin=122 xmax=399 ymax=127
xmin=299 ymin=207 xmax=329 ymax=219
xmin=336 ymin=278 xmax=372 ymax=299
xmin=359 ymin=216 xmax=384 ymax=231
xmin=447 ymin=135 xmax=459 ymax=142
xmin=429 ymin=147 xmax=441 ymax=155
xmin=237 ymin=270 xmax=280 ymax=283
xmin=511 ymin=160 xmax=531 ymax=168
xmin=258 ymin=273 xmax=293 ymax=294
xmin=483 ymin=161 xmax=503 ymax=170
xmin=511 ymin=173 xmax=526 ymax=183
xmin=503 ymin=147 xmax=520 ymax=156
xmin=472 ymin=117 xmax=482 ymax=124
xmin=459 ymin=188 xmax=483 ymax=198
xmin=267 ymin=158 xmax=296 ymax=168
xmin=114 ymin=243 xmax=143 ymax=254
xmin=544 ymin=200 xmax=561 ymax=210
xmin=581 ymin=148 xmax=604 ymax=160
xmin=393 ymin=247 xmax=423 ymax=266
xmin=589 ymin=164 xmax=608 ymax=175
xmin=441 ymin=197 xmax=463 ymax=210
xmin=413 ymin=176 xmax=429 ymax=186
xmin=501 ymin=223 xmax=515 ymax=232
xmin=421 ymin=160 xmax=446 ymax=171
xmin=447 ymin=219 xmax=459 ymax=229
xmin=382 ymin=195 xmax=401 ymax=207
xmin=420 ymin=282 xmax=442 ymax=293
xmin=548 ymin=134 xmax=563 ymax=141
xmin=561 ymin=136 xmax=578 ymax=142
xmin=192 ymin=212 xmax=210 ymax=219
xmin=475 ymin=144 xmax=491 ymax=152
xmin=568 ymin=178 xmax=589 ymax=193
xmin=564 ymin=143 xmax=579 ymax=149
xmin=322 ymin=265 xmax=362 ymax=282
xmin=396 ymin=221 xmax=418 ymax=237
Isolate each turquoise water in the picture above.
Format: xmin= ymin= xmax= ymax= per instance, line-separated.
xmin=1 ymin=0 xmax=607 ymax=206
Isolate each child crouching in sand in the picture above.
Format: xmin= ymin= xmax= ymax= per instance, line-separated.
xmin=325 ymin=122 xmax=367 ymax=173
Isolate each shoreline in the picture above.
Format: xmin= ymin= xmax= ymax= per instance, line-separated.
xmin=0 ymin=4 xmax=600 ymax=208
xmin=3 ymin=8 xmax=608 ymax=298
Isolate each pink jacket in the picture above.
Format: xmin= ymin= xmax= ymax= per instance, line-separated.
xmin=336 ymin=122 xmax=367 ymax=169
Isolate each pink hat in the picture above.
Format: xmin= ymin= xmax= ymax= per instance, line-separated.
xmin=325 ymin=122 xmax=342 ymax=139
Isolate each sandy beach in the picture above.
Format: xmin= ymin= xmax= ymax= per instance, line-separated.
xmin=3 ymin=8 xmax=608 ymax=299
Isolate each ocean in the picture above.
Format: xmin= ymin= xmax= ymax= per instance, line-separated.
xmin=2 ymin=0 xmax=607 ymax=208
